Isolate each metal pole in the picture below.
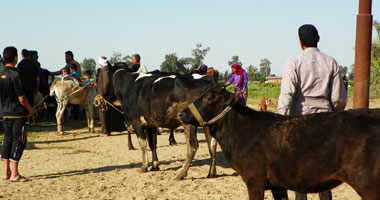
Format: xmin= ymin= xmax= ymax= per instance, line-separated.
xmin=353 ymin=0 xmax=373 ymax=109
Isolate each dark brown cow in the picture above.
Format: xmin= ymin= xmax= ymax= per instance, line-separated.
xmin=178 ymin=85 xmax=380 ymax=200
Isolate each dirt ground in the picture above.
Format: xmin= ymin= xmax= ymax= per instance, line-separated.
xmin=1 ymin=98 xmax=377 ymax=200
xmin=0 ymin=119 xmax=363 ymax=200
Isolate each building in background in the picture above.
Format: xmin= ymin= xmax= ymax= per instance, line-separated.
xmin=266 ymin=76 xmax=282 ymax=84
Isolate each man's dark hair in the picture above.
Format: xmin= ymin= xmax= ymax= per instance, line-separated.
xmin=69 ymin=63 xmax=77 ymax=71
xmin=65 ymin=51 xmax=74 ymax=58
xmin=3 ymin=46 xmax=18 ymax=64
xmin=84 ymin=70 xmax=92 ymax=77
xmin=298 ymin=24 xmax=319 ymax=47
xmin=62 ymin=67 xmax=70 ymax=74
xmin=132 ymin=54 xmax=141 ymax=62
xmin=21 ymin=49 xmax=30 ymax=57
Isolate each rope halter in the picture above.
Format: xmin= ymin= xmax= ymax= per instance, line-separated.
xmin=187 ymin=100 xmax=236 ymax=127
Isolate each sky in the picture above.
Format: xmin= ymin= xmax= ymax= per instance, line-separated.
xmin=1 ymin=0 xmax=380 ymax=76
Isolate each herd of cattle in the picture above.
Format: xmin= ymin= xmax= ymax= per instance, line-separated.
xmin=2 ymin=62 xmax=379 ymax=200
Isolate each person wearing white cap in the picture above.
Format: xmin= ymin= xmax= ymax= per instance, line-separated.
xmin=97 ymin=56 xmax=126 ymax=136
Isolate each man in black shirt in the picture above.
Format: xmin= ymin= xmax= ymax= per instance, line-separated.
xmin=16 ymin=49 xmax=40 ymax=106
xmin=0 ymin=46 xmax=33 ymax=182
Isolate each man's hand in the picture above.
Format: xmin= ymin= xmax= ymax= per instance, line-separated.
xmin=99 ymin=95 xmax=104 ymax=100
xmin=27 ymin=109 xmax=34 ymax=117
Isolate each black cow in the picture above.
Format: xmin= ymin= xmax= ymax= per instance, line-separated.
xmin=113 ymin=69 xmax=218 ymax=179
xmin=112 ymin=63 xmax=178 ymax=149
xmin=178 ymin=85 xmax=380 ymax=200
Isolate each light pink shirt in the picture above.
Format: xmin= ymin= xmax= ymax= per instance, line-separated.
xmin=277 ymin=48 xmax=347 ymax=116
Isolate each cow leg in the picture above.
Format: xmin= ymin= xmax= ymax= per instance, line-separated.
xmin=247 ymin=185 xmax=265 ymax=200
xmin=147 ymin=127 xmax=159 ymax=171
xmin=133 ymin=124 xmax=149 ymax=172
xmin=271 ymin=187 xmax=288 ymax=200
xmin=204 ymin=126 xmax=217 ymax=178
xmin=169 ymin=129 xmax=177 ymax=145
xmin=125 ymin=123 xmax=136 ymax=150
xmin=127 ymin=131 xmax=136 ymax=150
xmin=176 ymin=125 xmax=198 ymax=180
xmin=345 ymin=179 xmax=380 ymax=200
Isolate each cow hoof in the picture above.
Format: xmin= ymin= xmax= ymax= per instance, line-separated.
xmin=138 ymin=167 xmax=148 ymax=173
xmin=128 ymin=146 xmax=136 ymax=150
xmin=175 ymin=174 xmax=185 ymax=181
xmin=169 ymin=141 xmax=177 ymax=146
xmin=59 ymin=131 xmax=65 ymax=135
xmin=206 ymin=173 xmax=216 ymax=178
xmin=150 ymin=166 xmax=160 ymax=171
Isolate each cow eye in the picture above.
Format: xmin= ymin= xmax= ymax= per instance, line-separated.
xmin=205 ymin=94 xmax=215 ymax=101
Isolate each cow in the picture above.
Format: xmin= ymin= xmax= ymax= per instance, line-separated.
xmin=50 ymin=80 xmax=96 ymax=134
xmin=111 ymin=63 xmax=179 ymax=148
xmin=178 ymin=85 xmax=380 ymax=200
xmin=113 ymin=69 xmax=218 ymax=179
xmin=259 ymin=97 xmax=271 ymax=111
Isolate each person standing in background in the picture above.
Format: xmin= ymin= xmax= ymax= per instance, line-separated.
xmin=51 ymin=51 xmax=81 ymax=76
xmin=277 ymin=24 xmax=347 ymax=200
xmin=224 ymin=64 xmax=248 ymax=105
xmin=97 ymin=56 xmax=126 ymax=136
xmin=16 ymin=49 xmax=40 ymax=106
xmin=131 ymin=54 xmax=148 ymax=73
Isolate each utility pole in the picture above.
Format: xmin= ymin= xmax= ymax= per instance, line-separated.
xmin=353 ymin=0 xmax=373 ymax=109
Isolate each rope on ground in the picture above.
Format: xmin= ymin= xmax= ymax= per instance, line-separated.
xmin=93 ymin=95 xmax=124 ymax=115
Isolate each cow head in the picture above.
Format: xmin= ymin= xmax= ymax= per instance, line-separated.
xmin=178 ymin=84 xmax=235 ymax=127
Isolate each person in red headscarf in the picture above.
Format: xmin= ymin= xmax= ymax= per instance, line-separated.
xmin=225 ymin=64 xmax=248 ymax=105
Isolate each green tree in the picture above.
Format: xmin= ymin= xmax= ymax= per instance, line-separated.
xmin=189 ymin=43 xmax=210 ymax=68
xmin=228 ymin=55 xmax=243 ymax=67
xmin=259 ymin=58 xmax=271 ymax=80
xmin=349 ymin=64 xmax=354 ymax=80
xmin=122 ymin=55 xmax=132 ymax=66
xmin=109 ymin=52 xmax=122 ymax=65
xmin=246 ymin=65 xmax=259 ymax=81
xmin=160 ymin=53 xmax=189 ymax=73
xmin=220 ymin=69 xmax=232 ymax=82
xmin=81 ymin=58 xmax=96 ymax=77
xmin=339 ymin=65 xmax=348 ymax=77
xmin=0 ymin=54 xmax=4 ymax=72
xmin=370 ymin=20 xmax=380 ymax=97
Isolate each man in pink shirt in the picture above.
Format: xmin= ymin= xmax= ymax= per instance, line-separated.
xmin=277 ymin=24 xmax=347 ymax=200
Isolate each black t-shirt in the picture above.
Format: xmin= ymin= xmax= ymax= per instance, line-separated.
xmin=0 ymin=66 xmax=28 ymax=117
xmin=16 ymin=59 xmax=39 ymax=92
xmin=39 ymin=68 xmax=51 ymax=95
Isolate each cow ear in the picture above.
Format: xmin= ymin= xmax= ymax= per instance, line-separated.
xmin=224 ymin=91 xmax=235 ymax=105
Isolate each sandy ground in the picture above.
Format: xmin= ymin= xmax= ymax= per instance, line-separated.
xmin=0 ymin=115 xmax=363 ymax=200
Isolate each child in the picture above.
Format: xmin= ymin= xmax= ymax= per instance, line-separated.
xmin=61 ymin=67 xmax=71 ymax=81
xmin=82 ymin=70 xmax=96 ymax=87
xmin=0 ymin=46 xmax=34 ymax=182
xmin=69 ymin=64 xmax=80 ymax=81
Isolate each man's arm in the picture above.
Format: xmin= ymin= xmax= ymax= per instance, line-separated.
xmin=277 ymin=57 xmax=297 ymax=115
xmin=19 ymin=96 xmax=33 ymax=116
xmin=330 ymin=60 xmax=347 ymax=111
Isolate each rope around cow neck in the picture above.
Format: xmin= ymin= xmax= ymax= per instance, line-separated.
xmin=93 ymin=95 xmax=124 ymax=115
xmin=187 ymin=101 xmax=236 ymax=127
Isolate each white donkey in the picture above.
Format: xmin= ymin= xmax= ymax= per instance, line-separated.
xmin=50 ymin=80 xmax=96 ymax=134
